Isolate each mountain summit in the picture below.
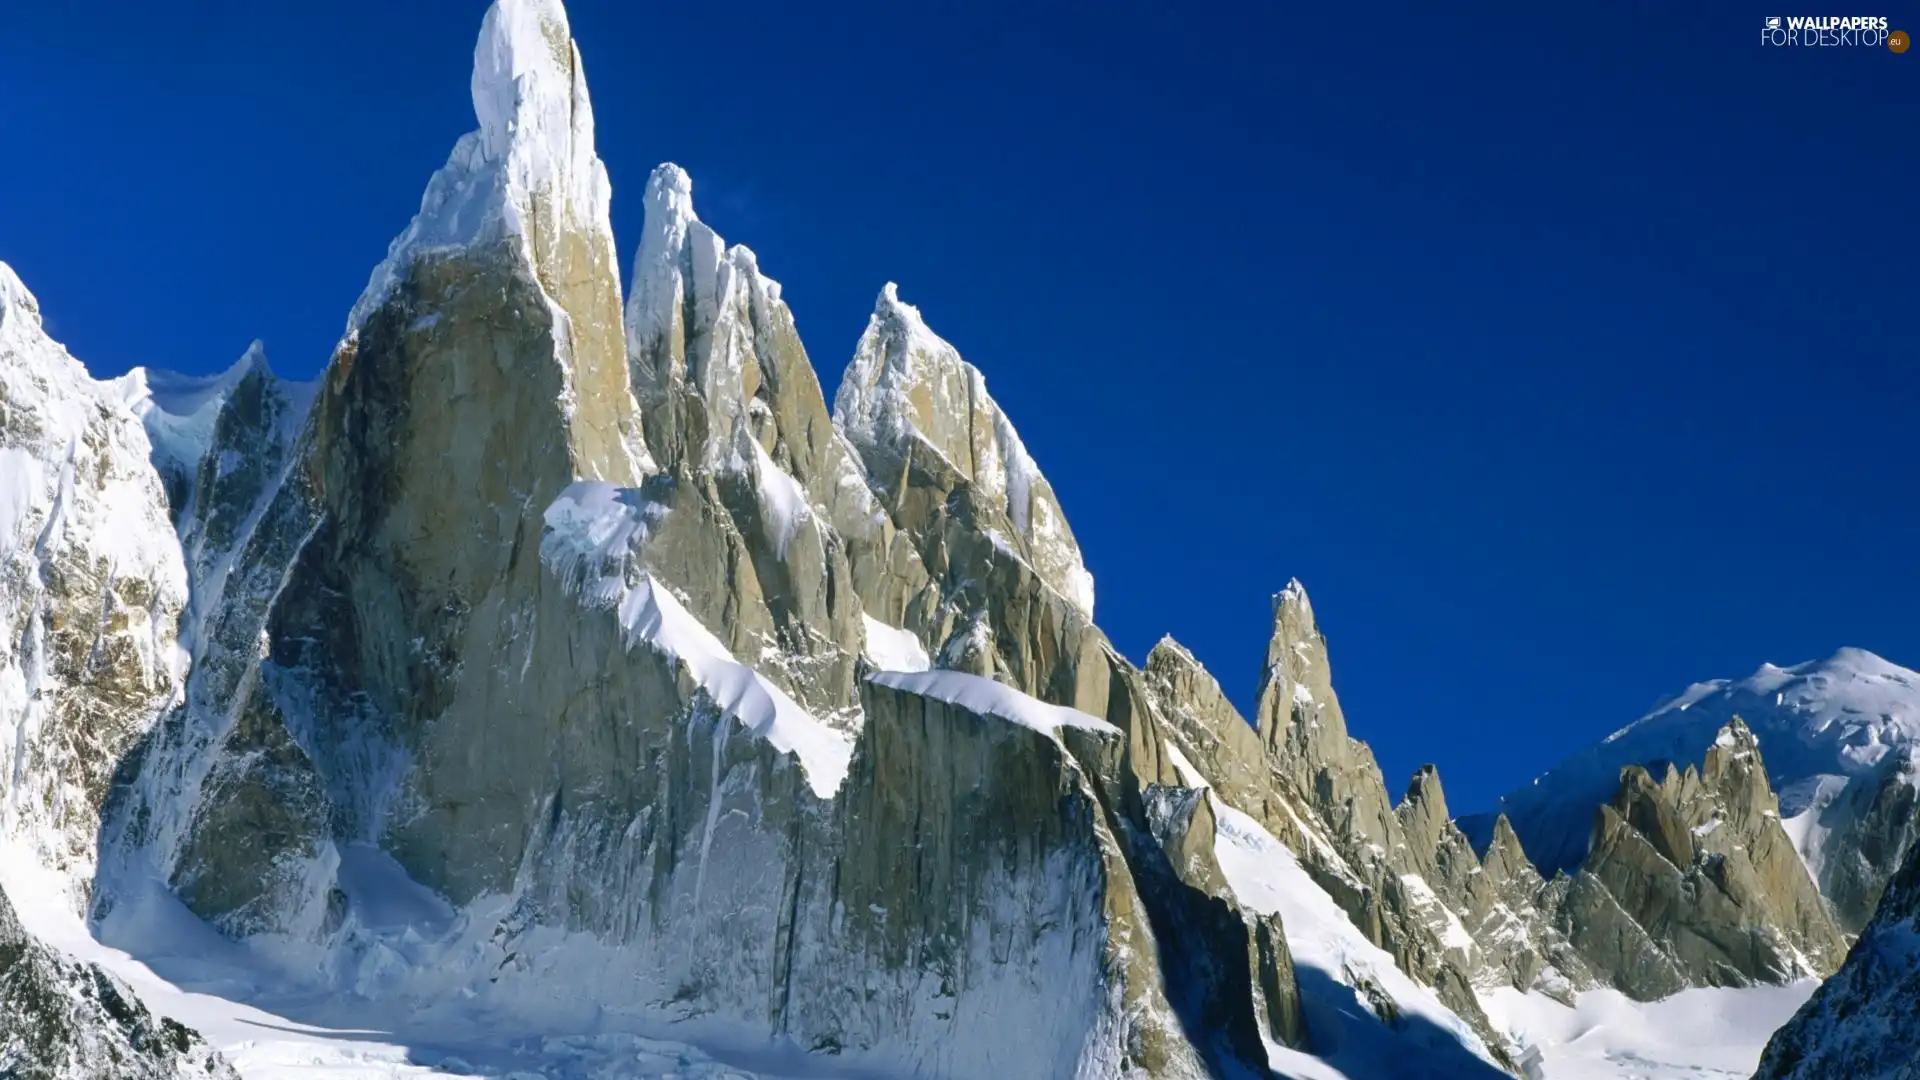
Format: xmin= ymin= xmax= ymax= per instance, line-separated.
xmin=1468 ymin=647 xmax=1920 ymax=932
xmin=0 ymin=1 xmax=1906 ymax=1078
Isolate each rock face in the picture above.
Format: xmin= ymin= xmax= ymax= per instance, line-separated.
xmin=1754 ymin=832 xmax=1920 ymax=1080
xmin=1469 ymin=648 xmax=1920 ymax=935
xmin=52 ymin=2 xmax=1299 ymax=1075
xmin=1556 ymin=719 xmax=1848 ymax=997
xmin=619 ymin=161 xmax=868 ymax=727
xmin=0 ymin=263 xmax=189 ymax=887
xmin=1138 ymin=590 xmax=1524 ymax=1059
xmin=798 ymin=673 xmax=1204 ymax=1078
xmin=834 ymin=283 xmax=1096 ymax=625
xmin=0 ymin=882 xmax=236 ymax=1080
xmin=5 ymin=1 xmax=1895 ymax=1077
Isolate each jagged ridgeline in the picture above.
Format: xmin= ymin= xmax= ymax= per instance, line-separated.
xmin=0 ymin=0 xmax=1878 ymax=1078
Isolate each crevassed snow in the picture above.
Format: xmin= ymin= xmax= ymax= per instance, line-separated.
xmin=1481 ymin=982 xmax=1817 ymax=1080
xmin=1209 ymin=797 xmax=1505 ymax=1079
xmin=542 ymin=481 xmax=852 ymax=797
xmin=1469 ymin=647 xmax=1920 ymax=878
xmin=0 ymin=842 xmax=836 ymax=1080
xmin=868 ymin=670 xmax=1119 ymax=736
xmin=861 ymin=614 xmax=930 ymax=673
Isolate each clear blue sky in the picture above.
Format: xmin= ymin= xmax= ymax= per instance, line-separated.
xmin=2 ymin=2 xmax=1914 ymax=812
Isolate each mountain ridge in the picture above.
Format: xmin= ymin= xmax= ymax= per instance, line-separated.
xmin=1466 ymin=646 xmax=1920 ymax=934
xmin=0 ymin=1 xmax=1907 ymax=1078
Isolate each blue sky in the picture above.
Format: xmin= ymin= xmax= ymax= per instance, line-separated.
xmin=2 ymin=1 xmax=1914 ymax=812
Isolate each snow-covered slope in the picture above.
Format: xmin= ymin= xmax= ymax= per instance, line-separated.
xmin=1468 ymin=648 xmax=1920 ymax=930
xmin=1754 ymin=831 xmax=1920 ymax=1080
xmin=1483 ymin=982 xmax=1817 ymax=1080
xmin=1207 ymin=795 xmax=1506 ymax=1079
xmin=0 ymin=844 xmax=831 ymax=1080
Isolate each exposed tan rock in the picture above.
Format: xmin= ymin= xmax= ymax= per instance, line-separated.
xmin=834 ymin=284 xmax=1095 ymax=623
xmin=0 ymin=263 xmax=188 ymax=887
xmin=1136 ymin=596 xmax=1515 ymax=1063
xmin=1565 ymin=718 xmax=1848 ymax=993
xmin=804 ymin=676 xmax=1209 ymax=1077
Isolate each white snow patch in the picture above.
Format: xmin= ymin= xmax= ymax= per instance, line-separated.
xmin=860 ymin=614 xmax=930 ymax=673
xmin=542 ymin=482 xmax=853 ymax=797
xmin=745 ymin=438 xmax=813 ymax=557
xmin=1210 ymin=797 xmax=1503 ymax=1077
xmin=626 ymin=578 xmax=852 ymax=798
xmin=347 ymin=0 xmax=614 ymax=334
xmin=1475 ymin=647 xmax=1920 ymax=882
xmin=0 ymin=447 xmax=42 ymax=545
xmin=1482 ymin=982 xmax=1817 ymax=1080
xmin=1399 ymin=873 xmax=1478 ymax=953
xmin=868 ymin=670 xmax=1119 ymax=736
xmin=104 ymin=347 xmax=258 ymax=477
xmin=1163 ymin=739 xmax=1210 ymax=789
xmin=0 ymin=841 xmax=837 ymax=1079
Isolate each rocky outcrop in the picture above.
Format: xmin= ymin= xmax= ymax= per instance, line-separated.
xmin=834 ymin=283 xmax=1095 ymax=626
xmin=1796 ymin=744 xmax=1920 ymax=934
xmin=0 ymin=882 xmax=237 ymax=1080
xmin=1138 ymin=593 xmax=1517 ymax=1062
xmin=1141 ymin=783 xmax=1309 ymax=1052
xmin=1471 ymin=648 xmax=1920 ymax=937
xmin=1561 ymin=719 xmax=1847 ymax=994
xmin=798 ymin=673 xmax=1206 ymax=1077
xmin=13 ymin=1 xmax=1886 ymax=1077
xmin=619 ymin=162 xmax=869 ymax=726
xmin=98 ymin=0 xmax=668 ymax=937
xmin=1754 ymin=829 xmax=1920 ymax=1080
xmin=1393 ymin=766 xmax=1594 ymax=1001
xmin=0 ymin=263 xmax=189 ymax=888
xmin=1463 ymin=814 xmax=1594 ymax=1000
xmin=62 ymin=5 xmax=1290 ymax=1075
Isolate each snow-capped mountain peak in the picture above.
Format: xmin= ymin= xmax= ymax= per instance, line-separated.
xmin=470 ymin=0 xmax=598 ymax=195
xmin=833 ymin=281 xmax=1096 ymax=618
xmin=1471 ymin=646 xmax=1920 ymax=933
xmin=0 ymin=262 xmax=44 ymax=340
xmin=1628 ymin=648 xmax=1919 ymax=779
xmin=347 ymin=0 xmax=617 ymax=333
xmin=100 ymin=342 xmax=305 ymax=484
